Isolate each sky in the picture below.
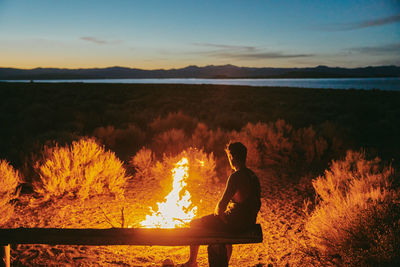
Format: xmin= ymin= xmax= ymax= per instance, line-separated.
xmin=0 ymin=0 xmax=399 ymax=69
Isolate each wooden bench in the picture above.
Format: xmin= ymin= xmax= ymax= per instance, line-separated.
xmin=0 ymin=224 xmax=263 ymax=266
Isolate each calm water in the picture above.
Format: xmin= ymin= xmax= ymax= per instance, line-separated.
xmin=2 ymin=77 xmax=400 ymax=91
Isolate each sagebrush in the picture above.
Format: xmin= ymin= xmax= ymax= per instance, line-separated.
xmin=229 ymin=120 xmax=330 ymax=179
xmin=0 ymin=160 xmax=20 ymax=226
xmin=34 ymin=138 xmax=130 ymax=200
xmin=93 ymin=123 xmax=146 ymax=161
xmin=305 ymin=150 xmax=400 ymax=266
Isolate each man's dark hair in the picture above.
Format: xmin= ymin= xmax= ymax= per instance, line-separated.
xmin=227 ymin=142 xmax=247 ymax=163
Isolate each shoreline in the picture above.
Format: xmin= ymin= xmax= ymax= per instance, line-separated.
xmin=1 ymin=77 xmax=400 ymax=91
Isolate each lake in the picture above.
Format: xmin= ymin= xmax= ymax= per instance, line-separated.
xmin=2 ymin=77 xmax=400 ymax=91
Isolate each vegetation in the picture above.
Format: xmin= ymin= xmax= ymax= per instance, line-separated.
xmin=1 ymin=82 xmax=399 ymax=171
xmin=34 ymin=138 xmax=129 ymax=200
xmin=230 ymin=120 xmax=331 ymax=176
xmin=0 ymin=160 xmax=20 ymax=226
xmin=305 ymin=151 xmax=400 ymax=266
xmin=0 ymin=82 xmax=399 ymax=265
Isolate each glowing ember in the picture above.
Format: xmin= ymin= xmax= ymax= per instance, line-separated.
xmin=140 ymin=157 xmax=197 ymax=228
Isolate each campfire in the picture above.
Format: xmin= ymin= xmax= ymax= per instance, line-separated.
xmin=140 ymin=157 xmax=197 ymax=228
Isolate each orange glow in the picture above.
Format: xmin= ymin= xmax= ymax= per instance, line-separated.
xmin=140 ymin=157 xmax=197 ymax=228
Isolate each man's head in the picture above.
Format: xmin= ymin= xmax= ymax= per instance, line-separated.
xmin=226 ymin=142 xmax=247 ymax=170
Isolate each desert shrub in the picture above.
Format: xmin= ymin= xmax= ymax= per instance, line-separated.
xmin=261 ymin=120 xmax=294 ymax=166
xmin=34 ymin=138 xmax=130 ymax=200
xmin=213 ymin=112 xmax=244 ymax=130
xmin=292 ymin=126 xmax=329 ymax=175
xmin=130 ymin=147 xmax=155 ymax=180
xmin=294 ymin=126 xmax=326 ymax=163
xmin=0 ymin=160 xmax=20 ymax=226
xmin=305 ymin=150 xmax=400 ymax=266
xmin=191 ymin=122 xmax=212 ymax=151
xmin=191 ymin=123 xmax=230 ymax=176
xmin=150 ymin=111 xmax=197 ymax=135
xmin=93 ymin=124 xmax=146 ymax=161
xmin=229 ymin=120 xmax=293 ymax=170
xmin=152 ymin=129 xmax=191 ymax=156
xmin=93 ymin=125 xmax=116 ymax=147
xmin=230 ymin=122 xmax=268 ymax=169
xmin=319 ymin=121 xmax=349 ymax=158
xmin=229 ymin=120 xmax=332 ymax=181
xmin=191 ymin=123 xmax=230 ymax=155
xmin=184 ymin=147 xmax=217 ymax=188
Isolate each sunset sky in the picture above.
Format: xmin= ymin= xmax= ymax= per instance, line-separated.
xmin=0 ymin=0 xmax=399 ymax=69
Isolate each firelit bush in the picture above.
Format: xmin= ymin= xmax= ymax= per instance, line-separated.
xmin=0 ymin=160 xmax=20 ymax=226
xmin=34 ymin=138 xmax=130 ymax=200
xmin=184 ymin=147 xmax=217 ymax=187
xmin=191 ymin=123 xmax=212 ymax=151
xmin=191 ymin=123 xmax=230 ymax=157
xmin=292 ymin=126 xmax=329 ymax=175
xmin=130 ymin=147 xmax=155 ymax=180
xmin=229 ymin=120 xmax=293 ymax=170
xmin=229 ymin=120 xmax=332 ymax=181
xmin=294 ymin=126 xmax=327 ymax=163
xmin=262 ymin=119 xmax=294 ymax=166
xmin=149 ymin=111 xmax=197 ymax=135
xmin=93 ymin=124 xmax=146 ymax=161
xmin=305 ymin=151 xmax=400 ymax=266
xmin=152 ymin=129 xmax=191 ymax=156
xmin=191 ymin=123 xmax=231 ymax=178
xmin=229 ymin=122 xmax=267 ymax=169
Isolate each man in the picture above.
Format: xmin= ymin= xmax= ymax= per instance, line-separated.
xmin=182 ymin=142 xmax=261 ymax=267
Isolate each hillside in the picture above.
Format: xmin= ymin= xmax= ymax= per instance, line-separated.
xmin=1 ymin=65 xmax=399 ymax=80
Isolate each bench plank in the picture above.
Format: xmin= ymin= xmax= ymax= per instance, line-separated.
xmin=0 ymin=224 xmax=262 ymax=246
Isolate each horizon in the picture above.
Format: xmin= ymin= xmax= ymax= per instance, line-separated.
xmin=2 ymin=63 xmax=400 ymax=71
xmin=1 ymin=1 xmax=400 ymax=69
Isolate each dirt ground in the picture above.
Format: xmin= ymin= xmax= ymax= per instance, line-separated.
xmin=7 ymin=169 xmax=309 ymax=266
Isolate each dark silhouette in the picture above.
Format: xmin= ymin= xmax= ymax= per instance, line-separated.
xmin=182 ymin=142 xmax=261 ymax=267
xmin=1 ymin=64 xmax=399 ymax=80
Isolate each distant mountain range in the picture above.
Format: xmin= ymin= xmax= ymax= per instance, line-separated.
xmin=1 ymin=65 xmax=399 ymax=80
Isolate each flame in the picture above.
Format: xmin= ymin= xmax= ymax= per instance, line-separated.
xmin=140 ymin=157 xmax=197 ymax=228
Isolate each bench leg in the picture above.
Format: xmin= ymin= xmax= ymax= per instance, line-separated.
xmin=0 ymin=245 xmax=10 ymax=267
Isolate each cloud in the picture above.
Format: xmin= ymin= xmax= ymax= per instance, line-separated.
xmin=212 ymin=51 xmax=313 ymax=60
xmin=192 ymin=42 xmax=256 ymax=51
xmin=372 ymin=58 xmax=400 ymax=66
xmin=80 ymin=36 xmax=121 ymax=45
xmin=349 ymin=43 xmax=400 ymax=54
xmin=319 ymin=14 xmax=400 ymax=31
xmin=191 ymin=42 xmax=313 ymax=60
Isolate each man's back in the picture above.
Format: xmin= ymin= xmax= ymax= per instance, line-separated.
xmin=230 ymin=167 xmax=261 ymax=206
xmin=221 ymin=167 xmax=261 ymax=229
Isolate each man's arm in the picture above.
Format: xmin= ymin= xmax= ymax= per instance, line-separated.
xmin=215 ymin=173 xmax=237 ymax=217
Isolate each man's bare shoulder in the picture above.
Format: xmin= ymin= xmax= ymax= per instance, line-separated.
xmin=231 ymin=168 xmax=256 ymax=180
xmin=239 ymin=167 xmax=256 ymax=174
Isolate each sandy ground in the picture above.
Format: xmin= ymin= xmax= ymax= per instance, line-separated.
xmin=6 ymin=169 xmax=309 ymax=266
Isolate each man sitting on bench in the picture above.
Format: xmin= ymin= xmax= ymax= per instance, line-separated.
xmin=182 ymin=142 xmax=261 ymax=267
